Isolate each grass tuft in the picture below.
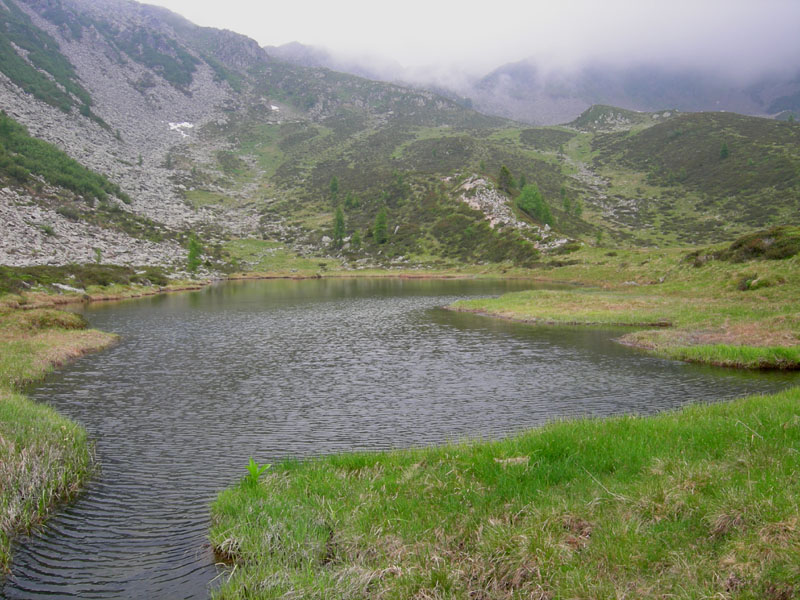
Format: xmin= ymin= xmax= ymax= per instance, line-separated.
xmin=0 ymin=307 xmax=116 ymax=570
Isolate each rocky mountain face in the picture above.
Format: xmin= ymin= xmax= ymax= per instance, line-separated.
xmin=0 ymin=0 xmax=257 ymax=266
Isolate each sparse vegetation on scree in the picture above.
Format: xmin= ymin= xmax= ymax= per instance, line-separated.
xmin=0 ymin=113 xmax=128 ymax=204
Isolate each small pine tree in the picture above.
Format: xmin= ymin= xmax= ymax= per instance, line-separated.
xmin=497 ymin=165 xmax=514 ymax=193
xmin=516 ymin=184 xmax=552 ymax=225
xmin=187 ymin=234 xmax=202 ymax=272
xmin=518 ymin=174 xmax=527 ymax=189
xmin=332 ymin=206 xmax=345 ymax=248
xmin=720 ymin=141 xmax=729 ymax=159
xmin=374 ymin=208 xmax=388 ymax=244
xmin=351 ymin=230 xmax=361 ymax=251
xmin=329 ymin=176 xmax=339 ymax=204
xmin=595 ymin=230 xmax=604 ymax=246
xmin=344 ymin=191 xmax=358 ymax=209
xmin=573 ymin=198 xmax=583 ymax=218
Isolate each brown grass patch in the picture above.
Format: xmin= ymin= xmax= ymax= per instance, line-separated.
xmin=562 ymin=514 xmax=593 ymax=551
xmin=620 ymin=320 xmax=799 ymax=353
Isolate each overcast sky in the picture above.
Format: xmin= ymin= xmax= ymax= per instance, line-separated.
xmin=146 ymin=0 xmax=800 ymax=78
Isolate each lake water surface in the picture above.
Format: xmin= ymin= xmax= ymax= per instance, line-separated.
xmin=4 ymin=278 xmax=797 ymax=599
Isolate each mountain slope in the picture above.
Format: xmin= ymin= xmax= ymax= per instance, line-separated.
xmin=0 ymin=0 xmax=797 ymax=271
xmin=570 ymin=107 xmax=800 ymax=244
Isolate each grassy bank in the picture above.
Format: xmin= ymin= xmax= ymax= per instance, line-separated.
xmin=211 ymin=387 xmax=800 ymax=599
xmin=0 ymin=263 xmax=208 ymax=310
xmin=0 ymin=308 xmax=116 ymax=570
xmin=450 ymin=243 xmax=800 ymax=369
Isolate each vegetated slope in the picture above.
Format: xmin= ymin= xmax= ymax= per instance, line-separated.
xmin=0 ymin=111 xmax=185 ymax=266
xmin=182 ymin=95 xmax=799 ymax=261
xmin=177 ymin=87 xmax=576 ymax=268
xmin=585 ymin=110 xmax=800 ymax=244
xmin=0 ymin=0 xmax=98 ymax=119
xmin=0 ymin=0 xmax=798 ymax=271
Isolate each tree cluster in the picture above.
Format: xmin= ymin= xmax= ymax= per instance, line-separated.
xmin=516 ymin=184 xmax=552 ymax=225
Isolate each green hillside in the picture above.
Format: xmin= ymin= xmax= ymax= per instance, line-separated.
xmin=584 ymin=110 xmax=800 ymax=244
xmin=172 ymin=82 xmax=800 ymax=264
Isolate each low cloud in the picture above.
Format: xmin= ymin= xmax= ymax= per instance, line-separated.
xmin=151 ymin=0 xmax=800 ymax=82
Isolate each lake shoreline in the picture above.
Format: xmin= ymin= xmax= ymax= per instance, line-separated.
xmin=0 ymin=309 xmax=117 ymax=572
xmin=445 ymin=246 xmax=800 ymax=371
xmin=2 ymin=243 xmax=798 ymax=579
xmin=446 ymin=305 xmax=800 ymax=371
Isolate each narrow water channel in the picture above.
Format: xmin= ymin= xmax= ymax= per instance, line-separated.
xmin=4 ymin=278 xmax=797 ymax=599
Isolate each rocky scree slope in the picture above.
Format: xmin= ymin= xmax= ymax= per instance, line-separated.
xmin=0 ymin=0 xmax=277 ymax=266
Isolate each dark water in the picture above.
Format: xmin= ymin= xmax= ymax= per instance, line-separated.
xmin=4 ymin=278 xmax=797 ymax=599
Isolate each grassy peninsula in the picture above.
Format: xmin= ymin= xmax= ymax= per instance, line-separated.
xmin=452 ymin=228 xmax=800 ymax=370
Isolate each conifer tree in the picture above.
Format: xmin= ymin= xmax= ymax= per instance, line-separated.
xmin=332 ymin=206 xmax=345 ymax=248
xmin=374 ymin=208 xmax=388 ymax=244
xmin=497 ymin=165 xmax=514 ymax=193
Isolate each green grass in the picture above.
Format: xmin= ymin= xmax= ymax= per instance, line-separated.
xmin=0 ymin=308 xmax=116 ymax=570
xmin=235 ymin=123 xmax=284 ymax=176
xmin=184 ymin=189 xmax=237 ymax=208
xmin=210 ymin=388 xmax=800 ymax=599
xmin=0 ymin=389 xmax=93 ymax=571
xmin=660 ymin=344 xmax=800 ymax=370
xmin=449 ymin=243 xmax=800 ymax=369
xmin=222 ymin=239 xmax=341 ymax=275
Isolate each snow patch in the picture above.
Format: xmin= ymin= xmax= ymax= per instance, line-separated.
xmin=53 ymin=282 xmax=85 ymax=293
xmin=270 ymin=105 xmax=280 ymax=111
xmin=168 ymin=122 xmax=195 ymax=137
